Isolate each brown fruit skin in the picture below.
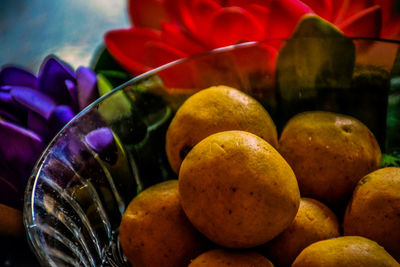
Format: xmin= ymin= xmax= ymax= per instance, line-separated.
xmin=278 ymin=111 xmax=381 ymax=211
xmin=119 ymin=180 xmax=207 ymax=267
xmin=166 ymin=85 xmax=278 ymax=174
xmin=0 ymin=204 xmax=24 ymax=236
xmin=292 ymin=236 xmax=399 ymax=267
xmin=179 ymin=130 xmax=300 ymax=248
xmin=343 ymin=167 xmax=400 ymax=261
xmin=188 ymin=249 xmax=274 ymax=267
xmin=260 ymin=198 xmax=340 ymax=267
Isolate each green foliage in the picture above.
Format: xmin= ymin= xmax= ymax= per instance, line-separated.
xmin=276 ymin=15 xmax=355 ymax=102
xmin=381 ymin=153 xmax=400 ymax=167
xmin=386 ymin=77 xmax=400 ymax=155
xmin=91 ymin=44 xmax=132 ymax=89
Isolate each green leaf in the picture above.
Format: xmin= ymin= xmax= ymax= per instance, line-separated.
xmin=381 ymin=153 xmax=400 ymax=167
xmin=276 ymin=15 xmax=355 ymax=102
xmin=91 ymin=44 xmax=125 ymax=72
xmin=97 ymin=73 xmax=113 ymax=96
xmin=386 ymin=84 xmax=400 ymax=154
xmin=291 ymin=15 xmax=343 ymax=38
xmin=98 ymin=70 xmax=131 ymax=80
xmin=91 ymin=44 xmax=133 ymax=88
xmin=98 ymin=90 xmax=132 ymax=124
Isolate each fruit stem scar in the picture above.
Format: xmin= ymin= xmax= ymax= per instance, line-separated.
xmin=210 ymin=142 xmax=227 ymax=154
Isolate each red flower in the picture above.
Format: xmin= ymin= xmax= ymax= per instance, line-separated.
xmin=302 ymin=0 xmax=400 ymax=39
xmin=105 ymin=0 xmax=400 ymax=76
xmin=106 ymin=0 xmax=312 ymax=75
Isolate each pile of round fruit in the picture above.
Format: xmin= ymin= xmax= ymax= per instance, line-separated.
xmin=119 ymin=86 xmax=400 ymax=267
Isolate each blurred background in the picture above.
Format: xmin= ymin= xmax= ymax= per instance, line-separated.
xmin=0 ymin=1 xmax=128 ymax=265
xmin=0 ymin=0 xmax=129 ymax=73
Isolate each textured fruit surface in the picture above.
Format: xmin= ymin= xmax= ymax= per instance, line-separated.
xmin=119 ymin=180 xmax=207 ymax=267
xmin=261 ymin=197 xmax=340 ymax=267
xmin=292 ymin=236 xmax=399 ymax=267
xmin=343 ymin=167 xmax=400 ymax=261
xmin=179 ymin=130 xmax=300 ymax=248
xmin=279 ymin=111 xmax=381 ymax=210
xmin=166 ymin=85 xmax=277 ymax=173
xmin=188 ymin=249 xmax=274 ymax=267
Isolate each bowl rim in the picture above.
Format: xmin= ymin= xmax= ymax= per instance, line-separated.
xmin=23 ymin=36 xmax=400 ymax=264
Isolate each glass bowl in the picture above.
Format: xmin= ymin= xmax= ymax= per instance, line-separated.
xmin=24 ymin=38 xmax=400 ymax=266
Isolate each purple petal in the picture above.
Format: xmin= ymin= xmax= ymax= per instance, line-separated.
xmin=85 ymin=127 xmax=114 ymax=151
xmin=0 ymin=120 xmax=43 ymax=148
xmin=49 ymin=105 xmax=75 ymax=135
xmin=0 ymin=66 xmax=37 ymax=88
xmin=10 ymin=86 xmax=56 ymax=120
xmin=85 ymin=127 xmax=117 ymax=164
xmin=38 ymin=56 xmax=76 ymax=105
xmin=65 ymin=79 xmax=79 ymax=113
xmin=0 ymin=178 xmax=22 ymax=209
xmin=0 ymin=93 xmax=27 ymax=124
xmin=0 ymin=109 xmax=21 ymax=124
xmin=0 ymin=120 xmax=44 ymax=184
xmin=1 ymin=85 xmax=12 ymax=91
xmin=0 ymin=91 xmax=14 ymax=105
xmin=76 ymin=66 xmax=98 ymax=111
xmin=27 ymin=111 xmax=52 ymax=143
xmin=0 ymin=164 xmax=23 ymax=209
xmin=0 ymin=91 xmax=26 ymax=118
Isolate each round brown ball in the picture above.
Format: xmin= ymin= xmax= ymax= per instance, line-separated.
xmin=166 ymin=85 xmax=278 ymax=173
xmin=188 ymin=249 xmax=274 ymax=267
xmin=179 ymin=130 xmax=300 ymax=248
xmin=260 ymin=198 xmax=341 ymax=267
xmin=279 ymin=111 xmax=381 ymax=210
xmin=119 ymin=180 xmax=207 ymax=267
xmin=343 ymin=167 xmax=400 ymax=261
xmin=292 ymin=236 xmax=399 ymax=267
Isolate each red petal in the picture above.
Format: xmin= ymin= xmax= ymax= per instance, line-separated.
xmin=225 ymin=2 xmax=271 ymax=40
xmin=157 ymin=59 xmax=199 ymax=89
xmin=242 ymin=4 xmax=270 ymax=34
xmin=128 ymin=0 xmax=169 ymax=29
xmin=376 ymin=0 xmax=400 ymax=23
xmin=300 ymin=0 xmax=333 ymax=21
xmin=338 ymin=5 xmax=382 ymax=38
xmin=192 ymin=0 xmax=222 ymax=18
xmin=145 ymin=41 xmax=188 ymax=68
xmin=266 ymin=0 xmax=314 ymax=39
xmin=104 ymin=28 xmax=161 ymax=74
xmin=178 ymin=0 xmax=222 ymax=46
xmin=332 ymin=0 xmax=375 ymax=25
xmin=232 ymin=43 xmax=279 ymax=82
xmin=193 ymin=0 xmax=223 ymax=37
xmin=209 ymin=7 xmax=265 ymax=47
xmin=164 ymin=0 xmax=188 ymax=25
xmin=211 ymin=0 xmax=270 ymax=41
xmin=161 ymin=22 xmax=206 ymax=55
xmin=381 ymin=18 xmax=400 ymax=40
xmin=374 ymin=0 xmax=400 ymax=40
xmin=228 ymin=0 xmax=270 ymax=6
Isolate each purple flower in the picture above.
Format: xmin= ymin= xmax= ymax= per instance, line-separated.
xmin=0 ymin=55 xmax=99 ymax=209
xmin=85 ymin=127 xmax=118 ymax=165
